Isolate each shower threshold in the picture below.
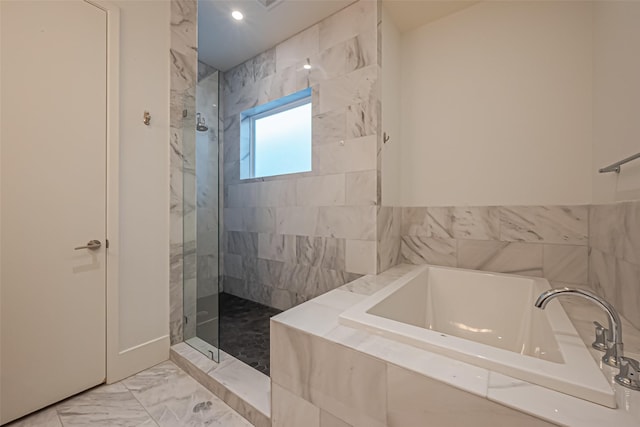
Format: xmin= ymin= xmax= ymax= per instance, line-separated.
xmin=171 ymin=342 xmax=271 ymax=427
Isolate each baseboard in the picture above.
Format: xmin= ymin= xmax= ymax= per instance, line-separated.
xmin=107 ymin=335 xmax=170 ymax=383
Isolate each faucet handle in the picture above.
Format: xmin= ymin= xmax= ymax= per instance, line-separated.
xmin=615 ymin=357 xmax=640 ymax=391
xmin=592 ymin=321 xmax=610 ymax=351
xmin=603 ymin=339 xmax=623 ymax=367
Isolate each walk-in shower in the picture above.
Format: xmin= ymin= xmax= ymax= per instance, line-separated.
xmin=182 ymin=62 xmax=279 ymax=375
xmin=185 ymin=0 xmax=356 ymax=376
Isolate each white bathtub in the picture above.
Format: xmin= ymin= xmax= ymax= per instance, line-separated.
xmin=338 ymin=265 xmax=616 ymax=408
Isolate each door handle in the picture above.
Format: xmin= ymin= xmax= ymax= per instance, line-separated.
xmin=74 ymin=240 xmax=101 ymax=250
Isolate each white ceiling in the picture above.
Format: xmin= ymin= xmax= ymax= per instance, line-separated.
xmin=198 ymin=0 xmax=480 ymax=72
xmin=198 ymin=0 xmax=355 ymax=71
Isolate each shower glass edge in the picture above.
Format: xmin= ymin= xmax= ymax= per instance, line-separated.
xmin=182 ymin=70 xmax=221 ymax=363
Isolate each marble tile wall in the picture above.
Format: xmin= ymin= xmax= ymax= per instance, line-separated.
xmin=221 ymin=0 xmax=382 ymax=310
xmin=589 ymin=200 xmax=640 ymax=329
xmin=400 ymin=205 xmax=589 ymax=285
xmin=169 ymin=0 xmax=197 ymax=345
xmin=375 ymin=0 xmax=395 ymax=275
xmin=377 ymin=206 xmax=401 ymax=272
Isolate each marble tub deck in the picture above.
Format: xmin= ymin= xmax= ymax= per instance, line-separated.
xmin=6 ymin=361 xmax=252 ymax=427
xmin=270 ymin=263 xmax=640 ymax=427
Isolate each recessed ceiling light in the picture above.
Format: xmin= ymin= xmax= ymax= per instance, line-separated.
xmin=231 ymin=10 xmax=244 ymax=21
xmin=303 ymin=64 xmax=312 ymax=70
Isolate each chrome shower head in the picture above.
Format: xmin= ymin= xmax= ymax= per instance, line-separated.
xmin=196 ymin=113 xmax=209 ymax=132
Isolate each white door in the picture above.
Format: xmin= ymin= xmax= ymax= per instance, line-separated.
xmin=0 ymin=1 xmax=107 ymax=424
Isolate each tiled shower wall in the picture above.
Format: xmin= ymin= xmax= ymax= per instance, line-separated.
xmin=169 ymin=0 xmax=197 ymax=345
xmin=400 ymin=203 xmax=640 ymax=330
xmin=221 ymin=1 xmax=382 ymax=310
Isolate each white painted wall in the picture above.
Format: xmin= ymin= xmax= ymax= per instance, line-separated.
xmin=381 ymin=5 xmax=402 ymax=206
xmin=399 ymin=1 xmax=593 ymax=207
xmin=592 ymin=1 xmax=640 ymax=203
xmin=112 ymin=0 xmax=170 ymax=369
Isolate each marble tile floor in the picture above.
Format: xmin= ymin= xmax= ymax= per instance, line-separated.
xmin=219 ymin=293 xmax=281 ymax=376
xmin=6 ymin=361 xmax=253 ymax=427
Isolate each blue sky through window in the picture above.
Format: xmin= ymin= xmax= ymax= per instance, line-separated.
xmin=253 ymin=102 xmax=311 ymax=178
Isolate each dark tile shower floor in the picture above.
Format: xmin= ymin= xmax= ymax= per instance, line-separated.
xmin=219 ymin=292 xmax=281 ymax=376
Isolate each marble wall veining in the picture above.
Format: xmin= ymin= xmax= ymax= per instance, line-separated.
xmin=170 ymin=0 xmax=197 ymax=345
xmin=270 ymin=315 xmax=554 ymax=427
xmin=221 ymin=0 xmax=383 ymax=311
xmin=400 ymin=205 xmax=590 ymax=286
xmin=589 ymin=200 xmax=640 ymax=329
xmin=377 ymin=206 xmax=401 ymax=272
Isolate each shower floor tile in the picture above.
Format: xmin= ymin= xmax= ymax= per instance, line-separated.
xmin=219 ymin=293 xmax=281 ymax=376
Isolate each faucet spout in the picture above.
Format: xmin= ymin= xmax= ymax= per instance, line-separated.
xmin=535 ymin=287 xmax=623 ymax=367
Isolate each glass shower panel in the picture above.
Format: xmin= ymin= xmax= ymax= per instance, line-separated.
xmin=183 ymin=69 xmax=221 ymax=362
xmin=183 ymin=84 xmax=198 ymax=344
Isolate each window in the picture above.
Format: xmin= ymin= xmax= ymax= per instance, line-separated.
xmin=240 ymin=88 xmax=312 ymax=179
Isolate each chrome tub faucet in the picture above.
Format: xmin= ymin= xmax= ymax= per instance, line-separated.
xmin=535 ymin=287 xmax=640 ymax=391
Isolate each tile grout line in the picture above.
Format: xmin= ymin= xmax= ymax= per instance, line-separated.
xmin=54 ymin=406 xmax=65 ymax=427
xmin=120 ymin=378 xmax=162 ymax=427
